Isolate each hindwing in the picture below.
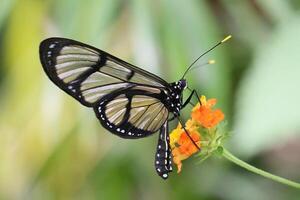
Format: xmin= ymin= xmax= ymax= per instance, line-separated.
xmin=95 ymin=88 xmax=169 ymax=138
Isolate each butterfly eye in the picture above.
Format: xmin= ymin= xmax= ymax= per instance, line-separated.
xmin=179 ymin=79 xmax=187 ymax=89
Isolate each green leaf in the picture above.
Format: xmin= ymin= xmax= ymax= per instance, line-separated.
xmin=232 ymin=14 xmax=300 ymax=157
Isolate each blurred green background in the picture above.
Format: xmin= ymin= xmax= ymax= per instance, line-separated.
xmin=1 ymin=0 xmax=300 ymax=199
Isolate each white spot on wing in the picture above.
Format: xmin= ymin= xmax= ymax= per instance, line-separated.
xmin=49 ymin=44 xmax=55 ymax=49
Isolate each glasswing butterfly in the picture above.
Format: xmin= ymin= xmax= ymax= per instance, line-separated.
xmin=39 ymin=36 xmax=231 ymax=179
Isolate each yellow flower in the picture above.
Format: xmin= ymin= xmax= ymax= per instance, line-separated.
xmin=169 ymin=124 xmax=183 ymax=149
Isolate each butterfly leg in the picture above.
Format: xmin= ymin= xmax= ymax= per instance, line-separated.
xmin=182 ymin=89 xmax=201 ymax=109
xmin=182 ymin=90 xmax=194 ymax=109
xmin=155 ymin=121 xmax=172 ymax=179
xmin=188 ymin=87 xmax=202 ymax=104
xmin=177 ymin=117 xmax=201 ymax=150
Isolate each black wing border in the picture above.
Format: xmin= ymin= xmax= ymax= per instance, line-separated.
xmin=94 ymin=86 xmax=169 ymax=139
xmin=39 ymin=37 xmax=169 ymax=107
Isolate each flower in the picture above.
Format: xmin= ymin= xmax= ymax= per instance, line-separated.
xmin=191 ymin=95 xmax=224 ymax=128
xmin=169 ymin=95 xmax=300 ymax=189
xmin=170 ymin=120 xmax=201 ymax=173
xmin=169 ymin=95 xmax=225 ymax=173
xmin=169 ymin=124 xmax=183 ymax=149
xmin=177 ymin=129 xmax=201 ymax=155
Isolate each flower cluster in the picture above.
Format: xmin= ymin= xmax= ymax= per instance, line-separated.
xmin=168 ymin=95 xmax=300 ymax=189
xmin=170 ymin=95 xmax=225 ymax=173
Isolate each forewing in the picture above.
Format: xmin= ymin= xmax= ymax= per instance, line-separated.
xmin=39 ymin=37 xmax=168 ymax=107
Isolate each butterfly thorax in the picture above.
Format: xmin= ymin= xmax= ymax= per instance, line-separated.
xmin=164 ymin=79 xmax=187 ymax=116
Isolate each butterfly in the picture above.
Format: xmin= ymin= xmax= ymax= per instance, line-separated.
xmin=39 ymin=36 xmax=230 ymax=179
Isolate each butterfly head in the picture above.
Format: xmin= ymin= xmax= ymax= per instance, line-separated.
xmin=169 ymin=79 xmax=187 ymax=95
xmin=178 ymin=79 xmax=187 ymax=90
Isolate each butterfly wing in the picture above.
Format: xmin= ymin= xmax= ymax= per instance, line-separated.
xmin=39 ymin=37 xmax=170 ymax=138
xmin=95 ymin=90 xmax=169 ymax=138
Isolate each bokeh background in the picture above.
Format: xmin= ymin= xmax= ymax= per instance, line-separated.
xmin=1 ymin=0 xmax=300 ymax=199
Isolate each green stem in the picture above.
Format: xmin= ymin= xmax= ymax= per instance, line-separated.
xmin=222 ymin=148 xmax=300 ymax=189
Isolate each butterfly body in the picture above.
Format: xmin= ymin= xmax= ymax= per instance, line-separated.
xmin=39 ymin=38 xmax=191 ymax=179
xmin=165 ymin=80 xmax=187 ymax=116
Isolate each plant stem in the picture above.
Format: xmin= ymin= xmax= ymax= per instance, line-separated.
xmin=222 ymin=148 xmax=300 ymax=189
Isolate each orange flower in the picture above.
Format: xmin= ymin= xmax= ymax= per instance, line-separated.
xmin=170 ymin=121 xmax=201 ymax=173
xmin=177 ymin=130 xmax=201 ymax=155
xmin=170 ymin=95 xmax=225 ymax=174
xmin=191 ymin=96 xmax=224 ymax=128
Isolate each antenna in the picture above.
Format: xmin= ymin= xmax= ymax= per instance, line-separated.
xmin=181 ymin=35 xmax=232 ymax=79
xmin=189 ymin=60 xmax=216 ymax=72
